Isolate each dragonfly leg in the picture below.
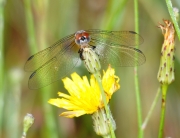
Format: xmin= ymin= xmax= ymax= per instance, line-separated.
xmin=92 ymin=46 xmax=96 ymax=49
xmin=78 ymin=48 xmax=85 ymax=60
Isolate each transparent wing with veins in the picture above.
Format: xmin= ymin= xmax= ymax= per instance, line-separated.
xmin=25 ymin=34 xmax=75 ymax=71
xmin=87 ymin=30 xmax=145 ymax=67
xmin=24 ymin=34 xmax=80 ymax=89
xmin=87 ymin=29 xmax=144 ymax=46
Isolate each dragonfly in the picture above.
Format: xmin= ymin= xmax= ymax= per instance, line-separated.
xmin=25 ymin=30 xmax=146 ymax=89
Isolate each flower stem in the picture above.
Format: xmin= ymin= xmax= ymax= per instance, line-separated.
xmin=134 ymin=0 xmax=139 ymax=33
xmin=94 ymin=72 xmax=116 ymax=138
xmin=104 ymin=135 xmax=111 ymax=138
xmin=165 ymin=0 xmax=180 ymax=40
xmin=0 ymin=0 xmax=4 ymax=136
xmin=24 ymin=0 xmax=38 ymax=53
xmin=158 ymin=84 xmax=168 ymax=138
xmin=102 ymin=0 xmax=128 ymax=29
xmin=142 ymin=87 xmax=161 ymax=130
xmin=134 ymin=0 xmax=143 ymax=137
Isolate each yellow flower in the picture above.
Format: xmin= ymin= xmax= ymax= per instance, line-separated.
xmin=48 ymin=65 xmax=120 ymax=118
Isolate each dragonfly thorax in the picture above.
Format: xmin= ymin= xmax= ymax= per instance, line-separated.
xmin=75 ymin=30 xmax=91 ymax=46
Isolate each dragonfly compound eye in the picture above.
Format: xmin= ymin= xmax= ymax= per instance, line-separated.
xmin=75 ymin=31 xmax=90 ymax=45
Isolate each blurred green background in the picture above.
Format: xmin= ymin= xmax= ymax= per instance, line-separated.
xmin=1 ymin=0 xmax=180 ymax=138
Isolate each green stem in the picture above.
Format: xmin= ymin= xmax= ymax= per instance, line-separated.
xmin=158 ymin=84 xmax=168 ymax=138
xmin=165 ymin=0 xmax=180 ymax=40
xmin=134 ymin=0 xmax=139 ymax=33
xmin=103 ymin=0 xmax=128 ymax=29
xmin=24 ymin=0 xmax=38 ymax=53
xmin=41 ymin=87 xmax=59 ymax=138
xmin=94 ymin=72 xmax=116 ymax=138
xmin=134 ymin=67 xmax=143 ymax=138
xmin=0 ymin=0 xmax=4 ymax=136
xmin=134 ymin=0 xmax=143 ymax=138
xmin=104 ymin=135 xmax=111 ymax=138
xmin=142 ymin=87 xmax=161 ymax=130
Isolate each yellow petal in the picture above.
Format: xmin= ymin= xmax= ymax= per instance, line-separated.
xmin=102 ymin=65 xmax=120 ymax=99
xmin=60 ymin=110 xmax=87 ymax=118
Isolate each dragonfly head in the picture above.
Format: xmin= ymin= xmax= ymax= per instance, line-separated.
xmin=75 ymin=30 xmax=91 ymax=45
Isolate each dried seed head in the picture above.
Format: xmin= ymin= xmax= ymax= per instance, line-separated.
xmin=157 ymin=19 xmax=175 ymax=84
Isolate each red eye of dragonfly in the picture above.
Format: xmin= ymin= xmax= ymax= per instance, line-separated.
xmin=75 ymin=30 xmax=90 ymax=45
xmin=25 ymin=29 xmax=145 ymax=89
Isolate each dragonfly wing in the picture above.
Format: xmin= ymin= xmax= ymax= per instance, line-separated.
xmin=87 ymin=29 xmax=143 ymax=46
xmin=24 ymin=34 xmax=75 ymax=71
xmin=91 ymin=42 xmax=146 ymax=67
xmin=28 ymin=41 xmax=80 ymax=89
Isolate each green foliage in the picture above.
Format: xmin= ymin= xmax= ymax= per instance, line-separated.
xmin=1 ymin=0 xmax=180 ymax=138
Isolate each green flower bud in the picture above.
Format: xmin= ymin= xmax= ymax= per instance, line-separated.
xmin=82 ymin=48 xmax=101 ymax=73
xmin=22 ymin=113 xmax=34 ymax=137
xmin=92 ymin=106 xmax=116 ymax=137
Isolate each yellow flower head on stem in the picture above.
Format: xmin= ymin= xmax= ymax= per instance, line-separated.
xmin=48 ymin=65 xmax=120 ymax=118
